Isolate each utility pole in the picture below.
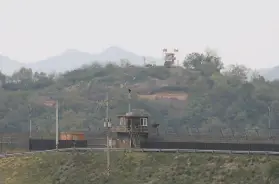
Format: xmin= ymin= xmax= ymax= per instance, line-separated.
xmin=55 ymin=100 xmax=59 ymax=150
xmin=28 ymin=104 xmax=32 ymax=138
xmin=104 ymin=91 xmax=111 ymax=176
xmin=29 ymin=120 xmax=32 ymax=138
xmin=268 ymin=105 xmax=271 ymax=138
xmin=0 ymin=136 xmax=2 ymax=153
xmin=106 ymin=92 xmax=110 ymax=175
xmin=123 ymin=74 xmax=135 ymax=113
xmin=128 ymin=89 xmax=131 ymax=113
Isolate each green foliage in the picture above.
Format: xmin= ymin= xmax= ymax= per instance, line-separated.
xmin=183 ymin=50 xmax=224 ymax=76
xmin=0 ymin=51 xmax=279 ymax=133
xmin=0 ymin=63 xmax=175 ymax=133
xmin=181 ymin=58 xmax=279 ymax=129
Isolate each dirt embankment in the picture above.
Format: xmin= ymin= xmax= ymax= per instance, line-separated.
xmin=138 ymin=92 xmax=188 ymax=101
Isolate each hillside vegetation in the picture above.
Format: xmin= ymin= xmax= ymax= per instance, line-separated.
xmin=1 ymin=152 xmax=279 ymax=184
xmin=0 ymin=50 xmax=279 ymax=135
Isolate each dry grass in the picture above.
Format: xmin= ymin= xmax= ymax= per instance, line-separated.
xmin=1 ymin=152 xmax=279 ymax=184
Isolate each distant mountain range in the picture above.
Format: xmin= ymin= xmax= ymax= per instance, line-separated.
xmin=0 ymin=46 xmax=161 ymax=75
xmin=0 ymin=55 xmax=24 ymax=75
xmin=0 ymin=46 xmax=278 ymax=80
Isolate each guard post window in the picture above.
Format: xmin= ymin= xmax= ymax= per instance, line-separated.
xmin=120 ymin=117 xmax=126 ymax=125
xmin=140 ymin=118 xmax=148 ymax=126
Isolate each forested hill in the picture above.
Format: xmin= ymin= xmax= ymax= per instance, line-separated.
xmin=0 ymin=50 xmax=278 ymax=135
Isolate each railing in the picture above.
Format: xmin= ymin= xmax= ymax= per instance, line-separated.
xmin=111 ymin=126 xmax=128 ymax=132
xmin=134 ymin=127 xmax=148 ymax=132
xmin=111 ymin=126 xmax=148 ymax=133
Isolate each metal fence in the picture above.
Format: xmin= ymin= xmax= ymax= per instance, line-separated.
xmin=3 ymin=127 xmax=279 ymax=152
xmin=0 ymin=131 xmax=106 ymax=151
xmin=29 ymin=139 xmax=87 ymax=151
xmin=151 ymin=127 xmax=279 ymax=143
xmin=0 ymin=133 xmax=29 ymax=153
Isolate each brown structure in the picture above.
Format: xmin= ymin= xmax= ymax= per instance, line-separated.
xmin=60 ymin=132 xmax=85 ymax=140
xmin=111 ymin=110 xmax=149 ymax=148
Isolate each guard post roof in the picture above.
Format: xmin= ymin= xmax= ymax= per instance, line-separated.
xmin=117 ymin=109 xmax=149 ymax=118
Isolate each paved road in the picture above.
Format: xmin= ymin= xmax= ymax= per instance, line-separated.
xmin=1 ymin=148 xmax=279 ymax=158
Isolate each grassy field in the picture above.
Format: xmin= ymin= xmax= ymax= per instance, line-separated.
xmin=1 ymin=151 xmax=279 ymax=184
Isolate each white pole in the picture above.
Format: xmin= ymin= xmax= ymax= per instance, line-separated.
xmin=105 ymin=92 xmax=110 ymax=175
xmin=29 ymin=120 xmax=32 ymax=138
xmin=106 ymin=92 xmax=109 ymax=120
xmin=56 ymin=100 xmax=59 ymax=150
xmin=268 ymin=106 xmax=271 ymax=138
xmin=28 ymin=104 xmax=32 ymax=138
xmin=107 ymin=131 xmax=110 ymax=175
xmin=128 ymin=92 xmax=131 ymax=113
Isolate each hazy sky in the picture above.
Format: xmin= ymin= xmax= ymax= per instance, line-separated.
xmin=0 ymin=0 xmax=278 ymax=69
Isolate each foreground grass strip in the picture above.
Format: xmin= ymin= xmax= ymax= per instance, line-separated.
xmin=1 ymin=152 xmax=279 ymax=184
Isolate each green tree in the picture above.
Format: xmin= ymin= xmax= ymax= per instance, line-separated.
xmin=183 ymin=50 xmax=223 ymax=76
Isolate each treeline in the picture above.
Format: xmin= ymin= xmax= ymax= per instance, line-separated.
xmin=0 ymin=50 xmax=278 ymax=133
xmin=0 ymin=68 xmax=56 ymax=90
xmin=180 ymin=50 xmax=279 ymax=130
